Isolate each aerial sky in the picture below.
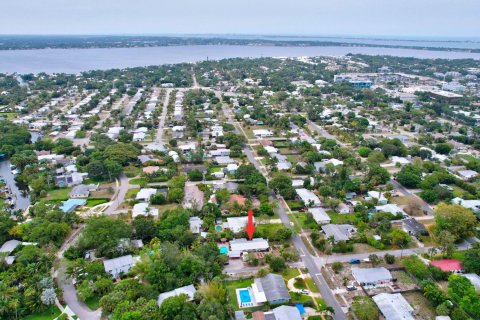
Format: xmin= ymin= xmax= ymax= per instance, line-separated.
xmin=1 ymin=0 xmax=479 ymax=38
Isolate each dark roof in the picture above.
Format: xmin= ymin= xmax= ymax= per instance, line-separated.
xmin=257 ymin=274 xmax=290 ymax=302
xmin=403 ymin=218 xmax=428 ymax=235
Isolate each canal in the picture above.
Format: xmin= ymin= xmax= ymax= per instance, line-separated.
xmin=0 ymin=131 xmax=41 ymax=212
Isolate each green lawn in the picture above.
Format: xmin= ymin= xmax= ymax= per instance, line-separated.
xmin=129 ymin=178 xmax=147 ymax=185
xmin=328 ymin=212 xmax=357 ymax=224
xmin=46 ymin=188 xmax=72 ymax=200
xmin=281 ymin=268 xmax=300 ymax=280
xmin=225 ymin=278 xmax=253 ymax=310
xmin=126 ymin=188 xmax=140 ymax=199
xmin=293 ymin=277 xmax=307 ymax=290
xmin=0 ymin=112 xmax=18 ymax=120
xmin=86 ymin=198 xmax=109 ymax=207
xmin=23 ymin=307 xmax=62 ymax=320
xmin=305 ymin=277 xmax=320 ymax=293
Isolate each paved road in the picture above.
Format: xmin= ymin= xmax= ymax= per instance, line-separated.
xmin=156 ymin=89 xmax=171 ymax=143
xmin=273 ymin=194 xmax=347 ymax=320
xmin=390 ymin=179 xmax=433 ymax=214
xmin=54 ymin=225 xmax=102 ymax=320
xmin=307 ymin=120 xmax=347 ymax=147
xmin=105 ymin=172 xmax=132 ymax=215
xmin=216 ymin=93 xmax=347 ymax=319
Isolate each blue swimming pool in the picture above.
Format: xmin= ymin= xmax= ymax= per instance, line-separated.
xmin=219 ymin=246 xmax=228 ymax=255
xmin=239 ymin=289 xmax=252 ymax=303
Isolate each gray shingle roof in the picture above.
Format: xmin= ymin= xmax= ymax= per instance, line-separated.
xmin=103 ymin=255 xmax=133 ymax=272
xmin=256 ymin=274 xmax=290 ymax=302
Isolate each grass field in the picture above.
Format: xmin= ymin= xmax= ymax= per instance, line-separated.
xmin=46 ymin=188 xmax=72 ymax=200
xmin=23 ymin=307 xmax=62 ymax=320
xmin=126 ymin=188 xmax=140 ymax=199
xmin=129 ymin=178 xmax=147 ymax=185
xmin=86 ymin=198 xmax=109 ymax=207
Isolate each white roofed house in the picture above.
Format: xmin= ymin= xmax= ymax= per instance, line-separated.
xmin=229 ymin=238 xmax=269 ymax=253
xmin=352 ymin=267 xmax=393 ymax=287
xmin=372 ymin=293 xmax=414 ymax=320
xmin=375 ymin=204 xmax=407 ymax=217
xmin=103 ymin=255 xmax=140 ymax=278
xmin=132 ymin=203 xmax=159 ymax=218
xmin=457 ymin=170 xmax=478 ymax=181
xmin=136 ymin=188 xmax=157 ymax=202
xmin=451 ymin=197 xmax=480 ymax=214
xmin=295 ymin=188 xmax=321 ymax=207
xmin=157 ymin=285 xmax=197 ymax=306
xmin=189 ymin=216 xmax=203 ymax=234
xmin=132 ymin=132 xmax=146 ymax=142
xmin=253 ymin=129 xmax=273 ymax=137
xmin=307 ymin=207 xmax=331 ymax=224
xmin=366 ymin=191 xmax=388 ymax=205
xmin=225 ymin=216 xmax=255 ymax=233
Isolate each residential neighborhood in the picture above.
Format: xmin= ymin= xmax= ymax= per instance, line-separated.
xmin=1 ymin=37 xmax=480 ymax=320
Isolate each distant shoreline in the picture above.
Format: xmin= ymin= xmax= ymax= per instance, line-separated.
xmin=0 ymin=36 xmax=479 ymax=53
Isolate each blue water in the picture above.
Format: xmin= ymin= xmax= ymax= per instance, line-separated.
xmin=239 ymin=289 xmax=252 ymax=303
xmin=219 ymin=246 xmax=228 ymax=255
xmin=1 ymin=44 xmax=480 ymax=74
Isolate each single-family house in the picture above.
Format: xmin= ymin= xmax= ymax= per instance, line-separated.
xmin=157 ymin=284 xmax=197 ymax=306
xmin=253 ymin=274 xmax=290 ymax=305
xmin=136 ymin=188 xmax=157 ymax=202
xmin=69 ymin=184 xmax=97 ymax=198
xmin=60 ymin=199 xmax=87 ymax=213
xmin=403 ymin=218 xmax=428 ymax=237
xmin=229 ymin=238 xmax=269 ymax=253
xmin=132 ymin=203 xmax=159 ymax=218
xmin=352 ymin=267 xmax=393 ymax=287
xmin=295 ymin=188 xmax=321 ymax=207
xmin=458 ymin=170 xmax=478 ymax=181
xmin=372 ymin=293 xmax=414 ymax=320
xmin=189 ymin=217 xmax=203 ymax=234
xmin=182 ymin=184 xmax=204 ymax=210
xmin=308 ymin=207 xmax=331 ymax=224
xmin=103 ymin=255 xmax=139 ymax=278
xmin=321 ymin=224 xmax=354 ymax=243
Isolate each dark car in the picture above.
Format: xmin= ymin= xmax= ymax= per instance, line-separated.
xmin=349 ymin=259 xmax=361 ymax=264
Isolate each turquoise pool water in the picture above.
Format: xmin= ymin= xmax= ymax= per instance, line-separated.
xmin=219 ymin=246 xmax=228 ymax=255
xmin=239 ymin=289 xmax=252 ymax=303
xmin=215 ymin=225 xmax=223 ymax=232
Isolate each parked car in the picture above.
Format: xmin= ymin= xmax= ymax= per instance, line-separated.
xmin=346 ymin=285 xmax=357 ymax=291
xmin=300 ymin=289 xmax=310 ymax=294
xmin=349 ymin=259 xmax=361 ymax=264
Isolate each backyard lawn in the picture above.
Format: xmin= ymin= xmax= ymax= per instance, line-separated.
xmin=23 ymin=307 xmax=62 ymax=320
xmin=129 ymin=178 xmax=147 ymax=185
xmin=86 ymin=198 xmax=109 ymax=207
xmin=126 ymin=188 xmax=140 ymax=199
xmin=46 ymin=187 xmax=72 ymax=200
xmin=225 ymin=278 xmax=254 ymax=310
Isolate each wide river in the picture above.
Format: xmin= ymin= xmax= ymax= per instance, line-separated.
xmin=1 ymin=45 xmax=480 ymax=74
